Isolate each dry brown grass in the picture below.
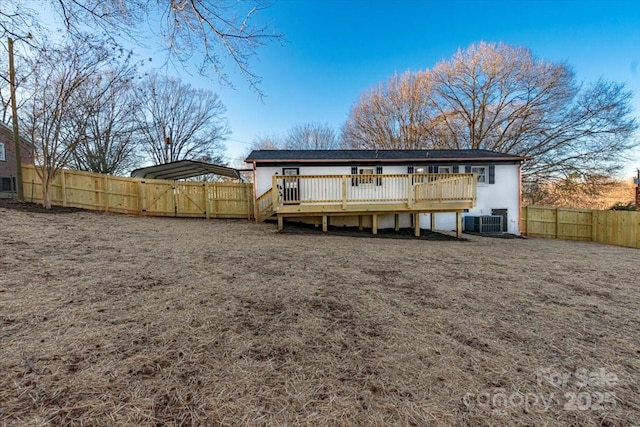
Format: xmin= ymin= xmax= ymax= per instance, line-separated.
xmin=1 ymin=204 xmax=639 ymax=426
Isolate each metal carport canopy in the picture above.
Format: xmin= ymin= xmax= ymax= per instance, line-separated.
xmin=130 ymin=160 xmax=246 ymax=181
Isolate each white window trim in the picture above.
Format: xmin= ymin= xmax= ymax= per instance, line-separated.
xmin=471 ymin=165 xmax=488 ymax=184
xmin=0 ymin=142 xmax=5 ymax=161
xmin=414 ymin=166 xmax=427 ymax=174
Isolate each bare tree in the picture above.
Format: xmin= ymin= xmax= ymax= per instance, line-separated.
xmin=343 ymin=42 xmax=638 ymax=193
xmin=284 ymin=122 xmax=339 ymax=149
xmin=67 ymin=65 xmax=142 ymax=175
xmin=251 ymin=133 xmax=282 ymax=150
xmin=524 ymin=172 xmax=632 ymax=210
xmin=135 ymin=73 xmax=229 ymax=165
xmin=342 ymin=73 xmax=437 ymax=149
xmin=22 ymin=38 xmax=119 ymax=208
xmin=1 ymin=1 xmax=281 ymax=94
xmin=249 ymin=123 xmax=340 ymax=151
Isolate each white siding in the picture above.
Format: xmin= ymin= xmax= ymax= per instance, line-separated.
xmin=419 ymin=163 xmax=521 ymax=234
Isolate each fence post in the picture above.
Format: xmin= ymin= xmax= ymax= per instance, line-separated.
xmin=103 ymin=174 xmax=109 ymax=212
xmin=204 ymin=182 xmax=210 ymax=219
xmin=60 ymin=170 xmax=67 ymax=207
xmin=212 ymin=184 xmax=219 ymax=218
xmin=247 ymin=184 xmax=253 ymax=220
xmin=555 ymin=207 xmax=559 ymax=239
xmin=525 ymin=206 xmax=531 ymax=236
xmin=138 ymin=181 xmax=146 ymax=215
xmin=591 ymin=210 xmax=598 ymax=243
xmin=636 ymin=211 xmax=640 ymax=249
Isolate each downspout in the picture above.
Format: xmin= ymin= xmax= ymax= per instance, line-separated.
xmin=252 ymin=161 xmax=258 ymax=221
xmin=518 ymin=162 xmax=523 ymax=235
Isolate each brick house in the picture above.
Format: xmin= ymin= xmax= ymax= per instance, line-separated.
xmin=0 ymin=122 xmax=34 ymax=197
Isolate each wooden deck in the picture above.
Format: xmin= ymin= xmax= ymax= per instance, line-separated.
xmin=258 ymin=173 xmax=477 ymax=237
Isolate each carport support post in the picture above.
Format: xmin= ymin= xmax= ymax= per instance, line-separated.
xmin=372 ymin=214 xmax=378 ymax=235
xmin=456 ymin=211 xmax=462 ymax=238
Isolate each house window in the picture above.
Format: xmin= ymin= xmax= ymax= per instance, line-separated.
xmin=0 ymin=143 xmax=5 ymax=161
xmin=412 ymin=166 xmax=427 ymax=183
xmin=438 ymin=166 xmax=452 ymax=174
xmin=358 ymin=167 xmax=374 ymax=185
xmin=471 ymin=166 xmax=487 ymax=183
xmin=1 ymin=177 xmax=14 ymax=192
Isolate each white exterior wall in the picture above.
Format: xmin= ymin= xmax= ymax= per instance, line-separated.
xmin=254 ymin=162 xmax=522 ymax=234
xmin=419 ymin=163 xmax=521 ymax=234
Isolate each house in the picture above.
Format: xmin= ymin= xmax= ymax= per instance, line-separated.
xmin=245 ymin=149 xmax=530 ymax=236
xmin=0 ymin=122 xmax=34 ymax=197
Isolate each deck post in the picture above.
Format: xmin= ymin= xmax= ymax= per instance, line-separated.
xmin=341 ymin=176 xmax=347 ymax=209
xmin=372 ymin=214 xmax=378 ymax=235
xmin=278 ymin=214 xmax=284 ymax=231
xmin=456 ymin=211 xmax=462 ymax=238
xmin=358 ymin=215 xmax=363 ymax=231
xmin=430 ymin=212 xmax=436 ymax=231
xmin=322 ymin=215 xmax=328 ymax=232
xmin=395 ymin=214 xmax=400 ymax=231
xmin=407 ymin=175 xmax=414 ymax=208
xmin=414 ymin=213 xmax=420 ymax=237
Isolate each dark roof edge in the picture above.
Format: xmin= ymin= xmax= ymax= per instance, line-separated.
xmin=247 ymin=156 xmax=531 ymax=163
xmin=130 ymin=159 xmax=243 ymax=180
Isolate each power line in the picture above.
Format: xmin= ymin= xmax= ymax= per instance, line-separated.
xmin=225 ymin=137 xmax=254 ymax=146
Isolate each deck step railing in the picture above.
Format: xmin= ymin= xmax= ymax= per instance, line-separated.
xmin=256 ymin=188 xmax=274 ymax=221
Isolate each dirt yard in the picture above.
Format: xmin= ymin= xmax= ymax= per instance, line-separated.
xmin=1 ymin=201 xmax=639 ymax=426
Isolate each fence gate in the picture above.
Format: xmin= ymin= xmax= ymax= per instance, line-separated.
xmin=142 ymin=180 xmax=176 ymax=216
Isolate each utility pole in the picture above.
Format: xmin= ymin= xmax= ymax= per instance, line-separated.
xmin=634 ymin=169 xmax=640 ymax=211
xmin=8 ymin=37 xmax=23 ymax=200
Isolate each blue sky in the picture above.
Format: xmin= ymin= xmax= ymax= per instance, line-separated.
xmin=190 ymin=0 xmax=640 ymax=174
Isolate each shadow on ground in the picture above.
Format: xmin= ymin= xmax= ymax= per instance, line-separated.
xmin=275 ymin=220 xmax=465 ymax=241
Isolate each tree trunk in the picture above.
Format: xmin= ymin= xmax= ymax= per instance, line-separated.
xmin=42 ymin=174 xmax=53 ymax=209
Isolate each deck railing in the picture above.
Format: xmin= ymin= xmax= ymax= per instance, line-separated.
xmin=414 ymin=174 xmax=476 ymax=202
xmin=270 ymin=173 xmax=476 ymax=208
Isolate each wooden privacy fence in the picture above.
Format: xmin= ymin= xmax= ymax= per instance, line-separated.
xmin=22 ymin=165 xmax=253 ymax=219
xmin=522 ymin=205 xmax=640 ymax=249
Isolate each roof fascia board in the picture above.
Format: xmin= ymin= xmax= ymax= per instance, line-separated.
xmin=249 ymin=157 xmax=530 ymax=165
